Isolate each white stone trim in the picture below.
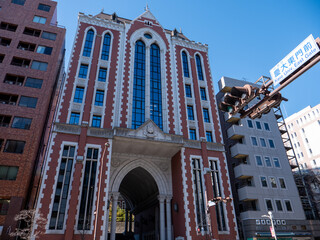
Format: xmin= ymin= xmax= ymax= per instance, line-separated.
xmin=181 ymin=148 xmax=191 ymax=239
xmin=172 ymin=38 xmax=208 ymax=53
xmin=79 ymin=14 xmax=124 ymax=32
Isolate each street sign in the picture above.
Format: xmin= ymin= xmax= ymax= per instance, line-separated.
xmin=270 ymin=34 xmax=320 ymax=86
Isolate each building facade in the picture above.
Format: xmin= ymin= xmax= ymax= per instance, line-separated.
xmin=33 ymin=9 xmax=238 ymax=240
xmin=0 ymin=0 xmax=65 ymax=238
xmin=216 ymin=77 xmax=313 ymax=240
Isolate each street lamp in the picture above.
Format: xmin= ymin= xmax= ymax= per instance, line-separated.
xmin=261 ymin=211 xmax=277 ymax=240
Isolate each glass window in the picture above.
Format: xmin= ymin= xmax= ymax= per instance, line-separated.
xmin=256 ymin=121 xmax=262 ymax=130
xmin=279 ymin=178 xmax=286 ymax=189
xmin=25 ymin=77 xmax=43 ymax=89
xmin=247 ymin=119 xmax=253 ymax=128
xmin=94 ymin=90 xmax=104 ymax=106
xmin=49 ymin=146 xmax=75 ymax=229
xmin=150 ymin=44 xmax=163 ymax=130
xmin=11 ymin=0 xmax=25 ymax=5
xmin=192 ymin=159 xmax=207 ymax=230
xmin=265 ymin=157 xmax=272 ymax=167
xmin=69 ymin=112 xmax=80 ymax=125
xmin=200 ymin=87 xmax=207 ymax=100
xmin=78 ymin=64 xmax=88 ymax=78
xmin=206 ymin=131 xmax=213 ymax=142
xmin=101 ymin=33 xmax=111 ymax=60
xmin=19 ymin=96 xmax=38 ymax=108
xmin=77 ymin=148 xmax=98 ymax=230
xmin=41 ymin=31 xmax=57 ymax=41
xmin=270 ymin=177 xmax=277 ymax=188
xmin=38 ymin=3 xmax=51 ymax=12
xmin=74 ymin=87 xmax=84 ymax=103
xmin=273 ymin=158 xmax=280 ymax=168
xmin=268 ymin=139 xmax=275 ymax=148
xmin=3 ymin=74 xmax=24 ymax=86
xmin=209 ymin=160 xmax=227 ymax=231
xmin=264 ymin=122 xmax=270 ymax=131
xmin=185 ymin=84 xmax=192 ymax=98
xmin=92 ymin=115 xmax=101 ymax=128
xmin=83 ymin=30 xmax=94 ymax=57
xmin=1 ymin=22 xmax=18 ymax=32
xmin=256 ymin=156 xmax=263 ymax=166
xmin=266 ymin=199 xmax=273 ymax=211
xmin=11 ymin=117 xmax=32 ymax=129
xmin=260 ymin=176 xmax=268 ymax=187
xmin=284 ymin=200 xmax=292 ymax=212
xmin=275 ymin=200 xmax=283 ymax=211
xmin=31 ymin=60 xmax=48 ymax=71
xmin=182 ymin=51 xmax=189 ymax=78
xmin=132 ymin=40 xmax=145 ymax=129
xmin=0 ymin=166 xmax=19 ymax=180
xmin=260 ymin=138 xmax=266 ymax=147
xmin=203 ymin=108 xmax=210 ymax=123
xmin=144 ymin=33 xmax=152 ymax=39
xmin=0 ymin=115 xmax=11 ymax=127
xmin=33 ymin=16 xmax=46 ymax=24
xmin=0 ymin=199 xmax=10 ymax=215
xmin=98 ymin=68 xmax=107 ymax=82
xmin=251 ymin=136 xmax=258 ymax=146
xmin=4 ymin=140 xmax=25 ymax=153
xmin=195 ymin=55 xmax=204 ymax=80
xmin=187 ymin=105 xmax=195 ymax=120
xmin=189 ymin=129 xmax=196 ymax=140
xmin=36 ymin=45 xmax=52 ymax=55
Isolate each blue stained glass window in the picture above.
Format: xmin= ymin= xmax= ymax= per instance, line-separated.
xmin=132 ymin=41 xmax=146 ymax=129
xmin=83 ymin=30 xmax=94 ymax=57
xmin=150 ymin=44 xmax=163 ymax=130
xmin=185 ymin=84 xmax=192 ymax=98
xmin=101 ymin=33 xmax=111 ymax=60
xmin=94 ymin=90 xmax=104 ymax=106
xmin=182 ymin=51 xmax=189 ymax=78
xmin=98 ymin=68 xmax=107 ymax=82
xmin=196 ymin=55 xmax=204 ymax=80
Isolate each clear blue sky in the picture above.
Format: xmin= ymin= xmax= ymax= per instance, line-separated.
xmin=57 ymin=0 xmax=320 ymax=117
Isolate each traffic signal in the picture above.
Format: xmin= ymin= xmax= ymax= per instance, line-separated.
xmin=219 ymin=84 xmax=258 ymax=114
xmin=248 ymin=93 xmax=286 ymax=119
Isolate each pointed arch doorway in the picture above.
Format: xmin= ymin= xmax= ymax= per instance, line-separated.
xmin=108 ymin=161 xmax=172 ymax=240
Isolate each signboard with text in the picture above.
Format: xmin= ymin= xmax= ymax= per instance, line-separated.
xmin=270 ymin=34 xmax=320 ymax=86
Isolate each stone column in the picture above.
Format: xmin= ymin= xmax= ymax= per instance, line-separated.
xmin=129 ymin=212 xmax=133 ymax=233
xmin=125 ymin=209 xmax=129 ymax=234
xmin=158 ymin=195 xmax=166 ymax=240
xmin=166 ymin=196 xmax=172 ymax=240
xmin=110 ymin=192 xmax=120 ymax=240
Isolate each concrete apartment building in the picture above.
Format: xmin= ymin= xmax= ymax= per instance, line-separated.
xmin=0 ymin=0 xmax=65 ymax=238
xmin=285 ymin=104 xmax=320 ymax=171
xmin=216 ymin=77 xmax=315 ymax=240
xmin=33 ymin=8 xmax=239 ymax=240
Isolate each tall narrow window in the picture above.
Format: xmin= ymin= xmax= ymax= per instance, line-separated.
xmin=92 ymin=115 xmax=101 ymax=128
xmin=74 ymin=87 xmax=84 ymax=103
xmin=69 ymin=112 xmax=80 ymax=125
xmin=49 ymin=146 xmax=75 ymax=230
xmin=203 ymin=108 xmax=210 ymax=123
xmin=187 ymin=105 xmax=195 ymax=120
xmin=185 ymin=84 xmax=192 ymax=98
xmin=101 ymin=33 xmax=111 ymax=60
xmin=210 ymin=160 xmax=227 ymax=231
xmin=78 ymin=148 xmax=98 ymax=230
xmin=83 ymin=30 xmax=94 ymax=57
xmin=132 ymin=41 xmax=146 ymax=129
xmin=78 ymin=64 xmax=88 ymax=78
xmin=98 ymin=68 xmax=107 ymax=82
xmin=192 ymin=159 xmax=207 ymax=231
xmin=195 ymin=55 xmax=204 ymax=80
xmin=182 ymin=51 xmax=189 ymax=77
xmin=150 ymin=44 xmax=163 ymax=129
xmin=94 ymin=90 xmax=104 ymax=106
xmin=206 ymin=131 xmax=213 ymax=142
xmin=189 ymin=129 xmax=197 ymax=140
xmin=200 ymin=88 xmax=207 ymax=100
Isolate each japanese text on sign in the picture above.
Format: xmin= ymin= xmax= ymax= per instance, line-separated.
xmin=270 ymin=34 xmax=319 ymax=86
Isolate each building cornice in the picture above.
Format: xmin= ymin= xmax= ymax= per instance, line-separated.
xmin=78 ymin=13 xmax=125 ymax=31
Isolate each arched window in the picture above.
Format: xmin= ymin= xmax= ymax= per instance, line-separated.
xmin=132 ymin=40 xmax=146 ymax=129
xmin=101 ymin=33 xmax=111 ymax=60
xmin=83 ymin=30 xmax=94 ymax=57
xmin=182 ymin=51 xmax=189 ymax=78
xmin=150 ymin=44 xmax=163 ymax=130
xmin=195 ymin=54 xmax=204 ymax=80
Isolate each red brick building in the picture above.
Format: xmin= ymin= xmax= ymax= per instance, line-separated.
xmin=0 ymin=0 xmax=65 ymax=238
xmin=34 ymin=9 xmax=238 ymax=240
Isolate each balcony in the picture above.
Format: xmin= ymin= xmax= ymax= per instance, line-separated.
xmin=238 ymin=186 xmax=257 ymax=201
xmin=230 ymin=143 xmax=249 ymax=158
xmin=227 ymin=125 xmax=245 ymax=140
xmin=234 ymin=164 xmax=252 ymax=179
xmin=224 ymin=112 xmax=240 ymax=124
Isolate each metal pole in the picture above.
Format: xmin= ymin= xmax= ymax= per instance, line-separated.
xmin=268 ymin=211 xmax=277 ymax=240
